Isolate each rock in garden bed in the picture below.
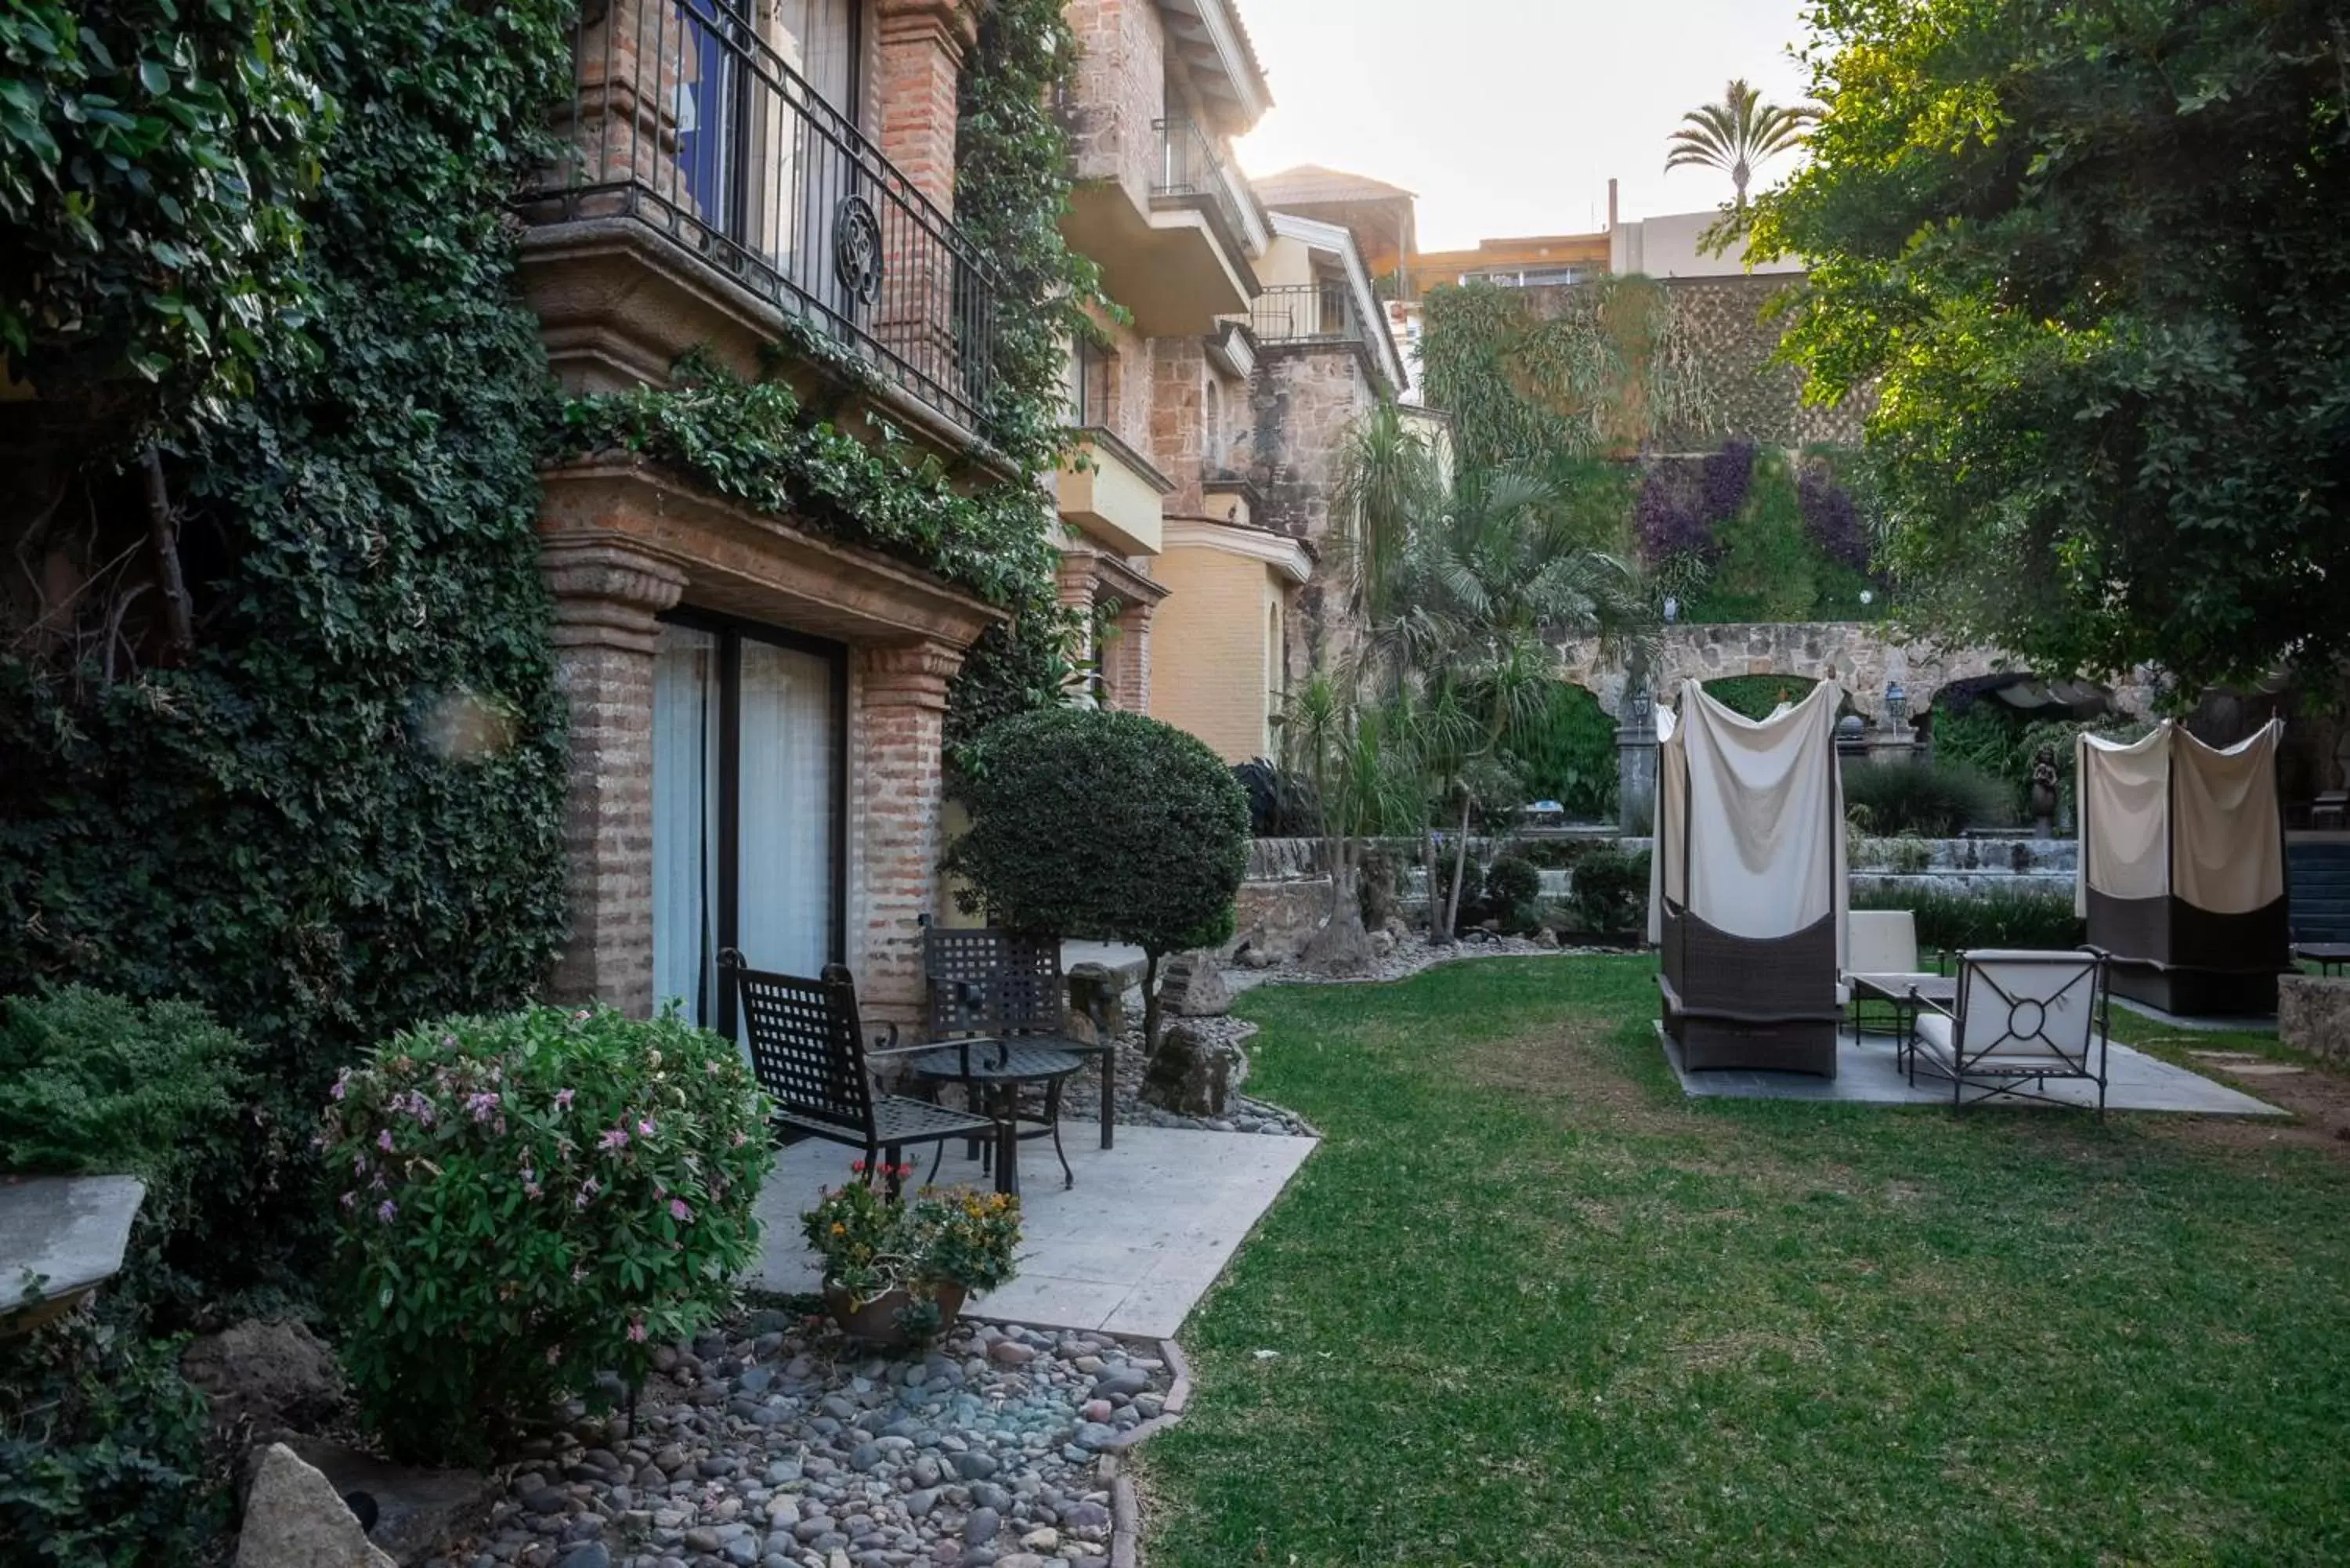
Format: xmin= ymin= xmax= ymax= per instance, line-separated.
xmin=421 ymin=1310 xmax=1170 ymax=1568
xmin=1057 ymin=1017 xmax=1313 ymax=1138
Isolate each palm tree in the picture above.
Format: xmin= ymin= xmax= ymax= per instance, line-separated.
xmin=1326 ymin=410 xmax=1652 ymax=942
xmin=1665 ymin=78 xmax=1818 ymax=208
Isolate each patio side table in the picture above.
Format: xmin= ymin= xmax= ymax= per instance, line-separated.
xmin=904 ymin=1041 xmax=1084 ymax=1198
xmin=1849 ymin=972 xmax=1958 ymax=1068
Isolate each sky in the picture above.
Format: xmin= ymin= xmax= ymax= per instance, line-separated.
xmin=1232 ymin=0 xmax=1816 ymax=251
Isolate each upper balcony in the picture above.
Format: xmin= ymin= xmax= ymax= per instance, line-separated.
xmin=515 ymin=0 xmax=1007 ymax=464
xmin=1249 ymin=280 xmax=1367 ymax=349
xmin=1063 ymin=114 xmax=1264 ymax=339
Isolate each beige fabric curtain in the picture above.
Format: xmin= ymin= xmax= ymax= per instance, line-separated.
xmin=2078 ymin=721 xmax=2284 ymax=916
xmin=2077 ymin=726 xmax=2169 ymax=913
xmin=2173 ymin=722 xmax=2284 ymax=915
xmin=1647 ymin=680 xmax=1846 ymax=964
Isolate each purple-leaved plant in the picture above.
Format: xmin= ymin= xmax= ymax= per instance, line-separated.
xmin=1799 ymin=461 xmax=1871 ymax=571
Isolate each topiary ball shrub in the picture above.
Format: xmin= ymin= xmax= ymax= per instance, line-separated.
xmin=948 ymin=706 xmax=1249 ymax=1050
xmin=1567 ymin=847 xmax=1652 ymax=938
xmin=321 ymin=1005 xmax=769 ymax=1464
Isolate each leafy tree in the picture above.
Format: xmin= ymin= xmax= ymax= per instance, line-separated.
xmin=1666 ymin=78 xmax=1817 ymax=209
xmin=946 ymin=706 xmax=1249 ymax=1053
xmin=1751 ymin=0 xmax=2350 ymax=692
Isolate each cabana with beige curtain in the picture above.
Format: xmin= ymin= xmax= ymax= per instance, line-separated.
xmin=1650 ymin=680 xmax=1847 ymax=1075
xmin=2077 ymin=721 xmax=2290 ymax=1014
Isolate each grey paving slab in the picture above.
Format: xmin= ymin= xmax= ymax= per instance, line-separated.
xmin=750 ymin=1124 xmax=1316 ymax=1337
xmin=0 ymin=1174 xmax=146 ymax=1314
xmin=1658 ymin=1024 xmax=2283 ymax=1116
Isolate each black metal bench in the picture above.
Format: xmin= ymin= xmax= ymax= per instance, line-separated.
xmin=719 ymin=951 xmax=1000 ymax=1194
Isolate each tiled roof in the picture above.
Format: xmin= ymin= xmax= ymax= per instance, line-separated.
xmin=1252 ymin=164 xmax=1418 ymax=208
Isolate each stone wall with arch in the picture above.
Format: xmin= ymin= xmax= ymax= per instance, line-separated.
xmin=1556 ymin=622 xmax=2157 ymax=721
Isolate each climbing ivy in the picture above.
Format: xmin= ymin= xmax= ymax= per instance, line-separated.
xmin=1419 ymin=277 xmax=1712 ymax=475
xmin=0 ymin=0 xmax=577 ymax=1143
xmin=0 ymin=0 xmax=329 ymax=440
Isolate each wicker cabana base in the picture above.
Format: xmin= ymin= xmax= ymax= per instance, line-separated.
xmin=2107 ymin=962 xmax=2280 ymax=1017
xmin=1657 ymin=906 xmax=1842 ymax=1078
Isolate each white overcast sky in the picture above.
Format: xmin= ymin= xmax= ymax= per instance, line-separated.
xmin=1232 ymin=0 xmax=1815 ymax=250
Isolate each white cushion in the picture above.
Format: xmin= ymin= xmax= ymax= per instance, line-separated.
xmin=1847 ymin=910 xmax=1921 ymax=976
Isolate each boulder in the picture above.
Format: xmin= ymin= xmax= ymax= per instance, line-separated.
xmin=1368 ymin=930 xmax=1397 ymax=960
xmin=183 ymin=1319 xmax=345 ymax=1436
xmin=1536 ymin=927 xmax=1562 ymax=950
xmin=1141 ymin=1021 xmax=1241 ymax=1118
xmin=2280 ymin=974 xmax=2350 ymax=1065
xmin=1064 ymin=963 xmax=1127 ymax=1041
xmin=1156 ymin=951 xmax=1232 ymax=1017
xmin=287 ymin=1439 xmax=491 ymax=1566
xmin=236 ymin=1443 xmax=395 ymax=1568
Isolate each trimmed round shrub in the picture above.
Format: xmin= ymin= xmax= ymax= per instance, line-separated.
xmin=1568 ymin=847 xmax=1651 ymax=938
xmin=321 ymin=1005 xmax=769 ymax=1463
xmin=947 ymin=706 xmax=1249 ymax=1046
xmin=1483 ymin=854 xmax=1545 ymax=934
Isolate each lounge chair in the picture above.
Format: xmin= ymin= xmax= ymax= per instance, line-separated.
xmin=1907 ymin=948 xmax=2110 ymax=1113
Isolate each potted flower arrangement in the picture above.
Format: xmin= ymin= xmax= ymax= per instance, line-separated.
xmin=800 ymin=1165 xmax=1021 ymax=1345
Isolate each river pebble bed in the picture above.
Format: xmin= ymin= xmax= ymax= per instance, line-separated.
xmin=428 ymin=1310 xmax=1170 ymax=1568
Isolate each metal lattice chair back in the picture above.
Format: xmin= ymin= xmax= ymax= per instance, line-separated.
xmin=1952 ymin=951 xmax=2102 ymax=1072
xmin=721 ymin=950 xmax=875 ymax=1134
xmin=996 ymin=933 xmax=1070 ymax=1037
xmin=925 ymin=927 xmax=1010 ymax=1037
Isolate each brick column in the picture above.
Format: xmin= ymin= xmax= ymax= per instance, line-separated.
xmin=541 ymin=540 xmax=687 ymax=1017
xmin=1112 ymin=601 xmax=1155 ymax=714
xmin=856 ymin=639 xmax=967 ymax=1027
xmin=873 ymin=0 xmax=975 ymax=215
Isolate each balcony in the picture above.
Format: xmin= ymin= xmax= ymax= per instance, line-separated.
xmin=1249 ymin=282 xmax=1365 ymax=347
xmin=516 ymin=0 xmax=1005 ymax=457
xmin=1061 ymin=114 xmax=1258 ymax=338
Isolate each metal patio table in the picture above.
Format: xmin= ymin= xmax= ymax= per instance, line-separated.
xmin=904 ymin=1040 xmax=1085 ymax=1197
xmin=1849 ymin=972 xmax=1959 ymax=1067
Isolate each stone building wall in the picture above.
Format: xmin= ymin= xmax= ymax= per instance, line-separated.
xmin=1248 ymin=343 xmax=1378 ymax=675
xmin=1063 ymin=0 xmax=1163 ymax=213
xmin=1560 ymin=622 xmax=2016 ymax=721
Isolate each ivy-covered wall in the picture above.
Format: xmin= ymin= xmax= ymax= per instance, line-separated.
xmin=1 ymin=1 xmax=579 ymax=1099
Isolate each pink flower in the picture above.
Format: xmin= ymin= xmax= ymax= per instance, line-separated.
xmin=523 ymin=1182 xmax=544 ymax=1201
xmin=466 ymin=1092 xmax=500 ymax=1122
xmin=669 ymin=1198 xmax=692 ymax=1223
xmin=331 ymin=1073 xmax=349 ymax=1101
xmin=377 ymin=1129 xmax=394 ymax=1152
xmin=637 ymin=1118 xmax=656 ymax=1138
xmin=599 ymin=1127 xmax=629 ymax=1152
xmin=627 ymin=1318 xmax=648 ymax=1343
xmin=339 ymin=1190 xmax=357 ymax=1210
xmin=545 ymin=1345 xmax=562 ymax=1366
xmin=555 ymin=1088 xmax=576 ymax=1112
xmin=377 ymin=1200 xmax=398 ymax=1223
xmin=576 ymin=1179 xmax=599 ymax=1209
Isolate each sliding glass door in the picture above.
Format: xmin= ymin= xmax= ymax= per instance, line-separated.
xmin=651 ymin=618 xmax=845 ymax=1032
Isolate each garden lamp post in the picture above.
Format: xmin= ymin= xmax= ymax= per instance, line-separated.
xmin=1884 ymin=681 xmax=1907 ymax=728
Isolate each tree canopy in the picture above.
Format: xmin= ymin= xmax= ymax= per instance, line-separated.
xmin=1752 ymin=0 xmax=2350 ymax=694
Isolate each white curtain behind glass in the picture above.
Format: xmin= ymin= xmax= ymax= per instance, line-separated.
xmin=652 ymin=627 xmax=721 ymax=1024
xmin=736 ymin=639 xmax=839 ymax=976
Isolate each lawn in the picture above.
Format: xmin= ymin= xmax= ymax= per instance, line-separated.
xmin=1138 ymin=956 xmax=2350 ymax=1566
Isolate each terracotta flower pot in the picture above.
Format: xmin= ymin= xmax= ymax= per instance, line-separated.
xmin=822 ymin=1281 xmax=967 ymax=1346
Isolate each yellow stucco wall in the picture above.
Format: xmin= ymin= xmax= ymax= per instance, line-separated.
xmin=1148 ymin=544 xmax=1285 ymax=764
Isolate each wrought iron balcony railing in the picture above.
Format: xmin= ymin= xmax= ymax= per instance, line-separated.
xmin=1249 ymin=282 xmax=1364 ymax=347
xmin=1151 ymin=115 xmax=1251 ymax=248
xmin=525 ymin=0 xmax=1003 ymax=438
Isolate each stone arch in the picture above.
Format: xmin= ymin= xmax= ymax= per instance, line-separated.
xmin=1556 ymin=621 xmax=2021 ymax=721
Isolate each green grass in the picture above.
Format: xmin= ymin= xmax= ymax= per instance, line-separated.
xmin=1140 ymin=957 xmax=2350 ymax=1566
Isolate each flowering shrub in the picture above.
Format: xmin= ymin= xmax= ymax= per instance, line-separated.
xmin=321 ymin=1005 xmax=768 ymax=1461
xmin=801 ymin=1169 xmax=1021 ymax=1340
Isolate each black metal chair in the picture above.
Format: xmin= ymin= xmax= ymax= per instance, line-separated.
xmin=925 ymin=925 xmax=1119 ymax=1151
xmin=719 ymin=950 xmax=1000 ymax=1195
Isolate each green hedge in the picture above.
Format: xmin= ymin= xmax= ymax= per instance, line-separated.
xmin=1850 ymin=885 xmax=2084 ymax=952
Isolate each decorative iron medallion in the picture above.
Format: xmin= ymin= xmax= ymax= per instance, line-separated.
xmin=833 ymin=195 xmax=885 ymax=306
